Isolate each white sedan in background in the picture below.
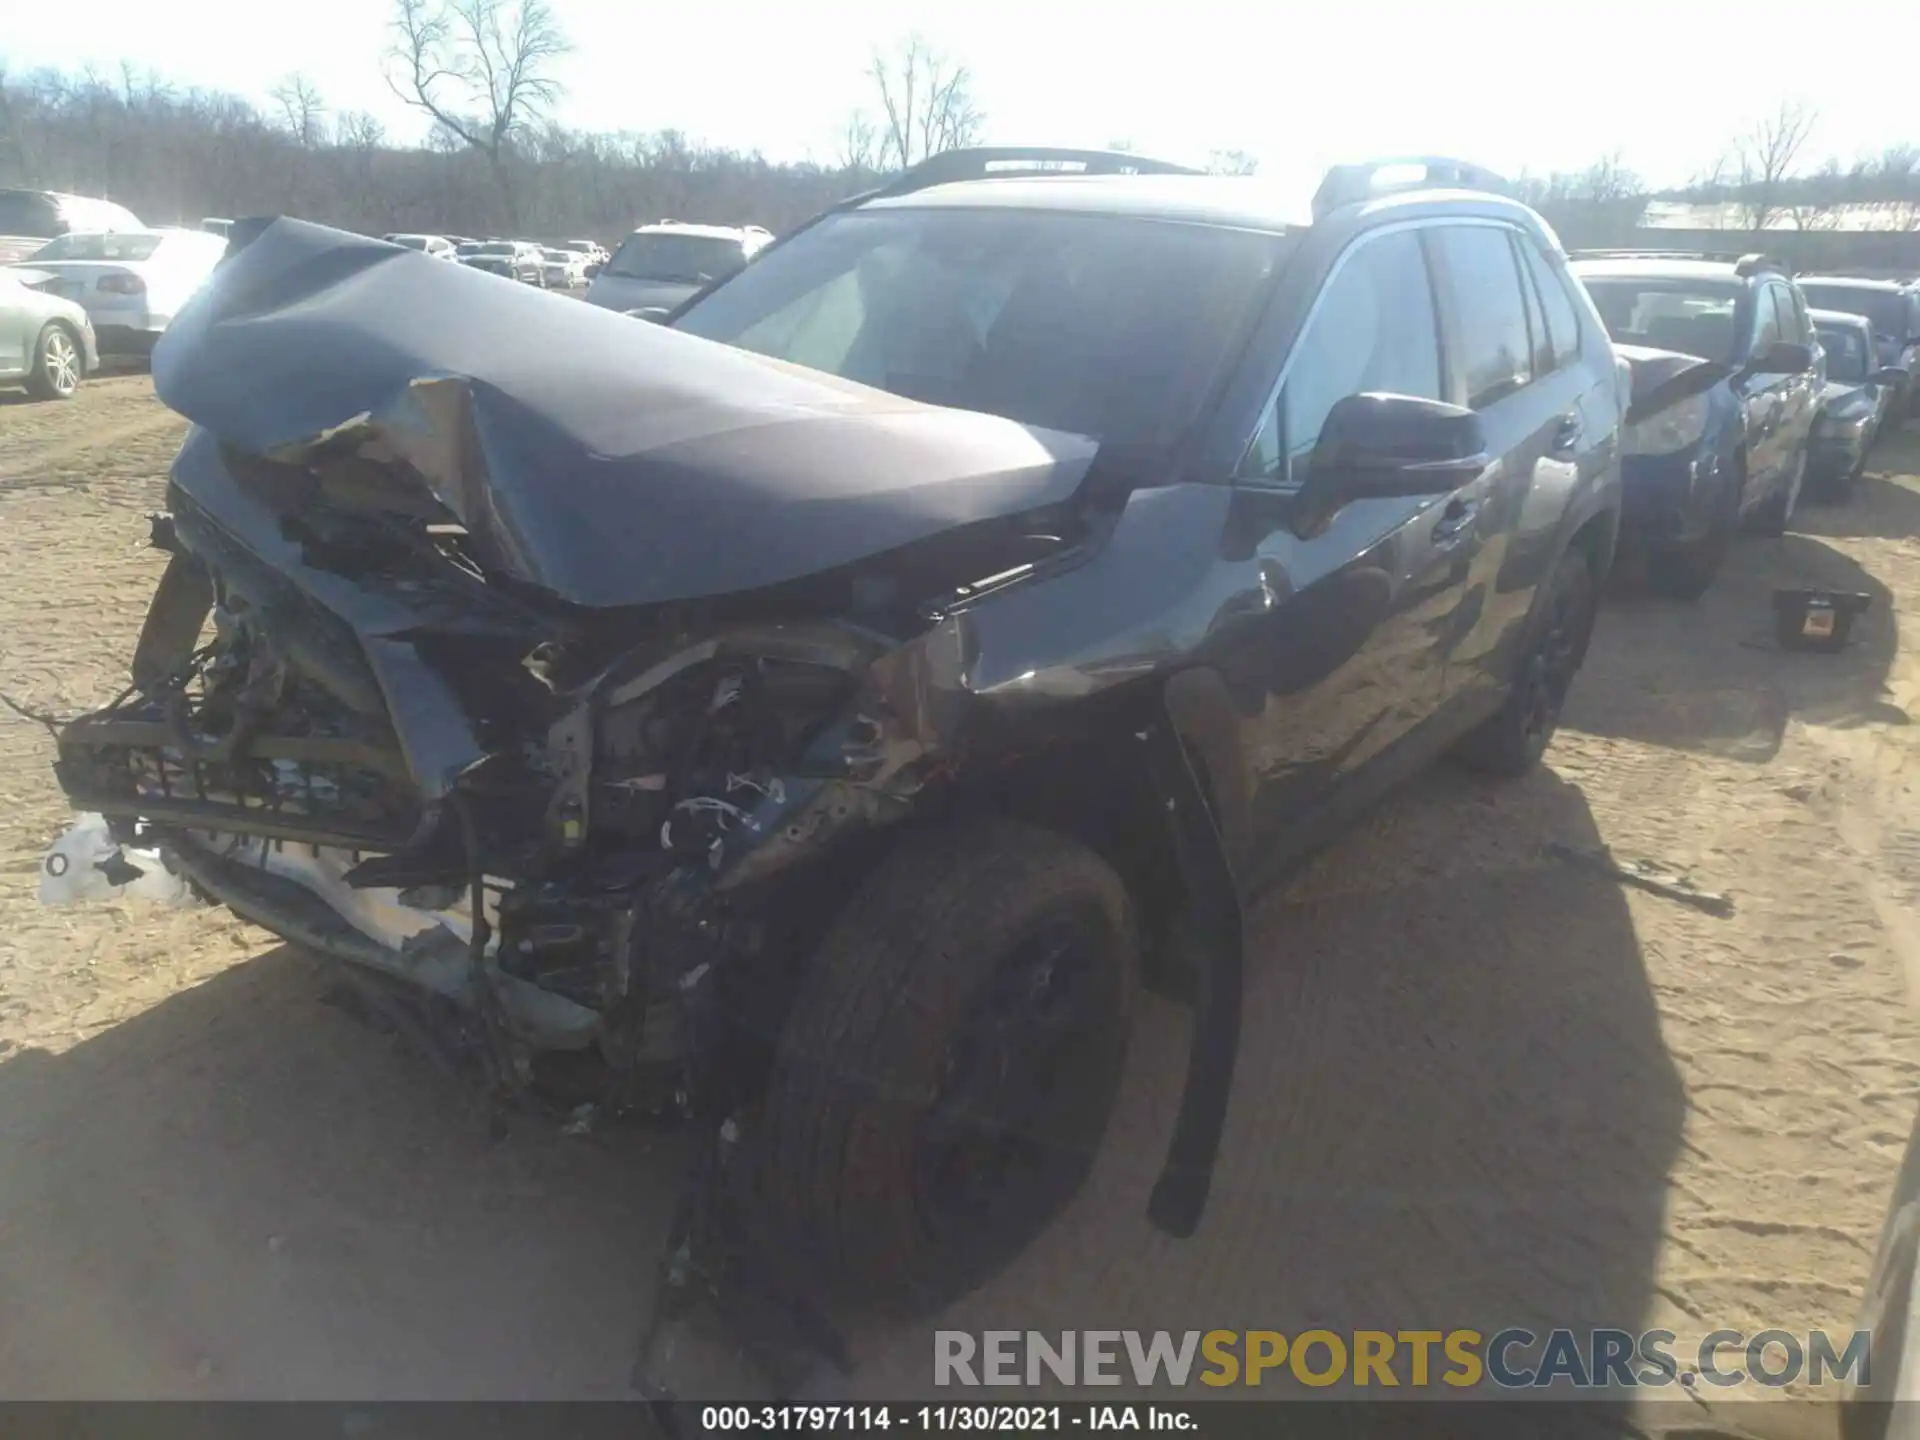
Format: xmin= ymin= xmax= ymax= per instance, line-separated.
xmin=11 ymin=228 xmax=227 ymax=358
xmin=541 ymin=246 xmax=589 ymax=289
xmin=384 ymin=232 xmax=460 ymax=260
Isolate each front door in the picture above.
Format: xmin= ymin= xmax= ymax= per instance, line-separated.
xmin=1218 ymin=225 xmax=1478 ymax=891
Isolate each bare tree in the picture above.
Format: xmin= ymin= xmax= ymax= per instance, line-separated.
xmin=1206 ymin=149 xmax=1258 ymax=176
xmin=334 ymin=110 xmax=388 ymax=150
xmin=385 ymin=0 xmax=570 ymax=223
xmin=1730 ymin=100 xmax=1817 ymax=230
xmin=868 ymin=34 xmax=983 ymax=171
xmin=834 ymin=111 xmax=882 ymax=173
xmin=270 ymin=73 xmax=327 ymax=148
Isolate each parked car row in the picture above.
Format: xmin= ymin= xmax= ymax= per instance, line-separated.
xmin=1569 ymin=249 xmax=1917 ymax=598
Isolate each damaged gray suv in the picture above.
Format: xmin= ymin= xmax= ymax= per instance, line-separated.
xmin=50 ymin=148 xmax=1621 ymax=1347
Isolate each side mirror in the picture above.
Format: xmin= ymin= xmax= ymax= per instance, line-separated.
xmin=1291 ymin=393 xmax=1488 ymax=536
xmin=1754 ymin=340 xmax=1814 ymax=375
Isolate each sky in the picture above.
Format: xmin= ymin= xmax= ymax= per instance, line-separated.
xmin=6 ymin=0 xmax=1915 ymax=202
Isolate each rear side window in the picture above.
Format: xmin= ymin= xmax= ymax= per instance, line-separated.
xmin=1786 ymin=285 xmax=1812 ymax=343
xmin=1430 ymin=226 xmax=1534 ymax=409
xmin=1769 ymin=283 xmax=1805 ymax=344
xmin=1749 ymin=284 xmax=1784 ymax=355
xmin=1518 ymin=239 xmax=1581 ymax=370
xmin=1239 ymin=229 xmax=1442 ymax=482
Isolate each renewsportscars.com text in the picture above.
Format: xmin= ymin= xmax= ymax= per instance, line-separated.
xmin=934 ymin=1328 xmax=1871 ymax=1390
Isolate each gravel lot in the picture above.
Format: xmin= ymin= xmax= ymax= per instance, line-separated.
xmin=2 ymin=373 xmax=1918 ymax=1410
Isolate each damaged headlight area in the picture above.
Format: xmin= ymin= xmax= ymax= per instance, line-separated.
xmin=1621 ymin=392 xmax=1712 ymax=458
xmin=53 ymin=501 xmax=961 ymax=1116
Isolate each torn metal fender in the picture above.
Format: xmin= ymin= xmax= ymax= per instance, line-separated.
xmin=1141 ymin=699 xmax=1245 ymax=1239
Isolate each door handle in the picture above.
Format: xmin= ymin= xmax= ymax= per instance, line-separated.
xmin=1431 ymin=497 xmax=1480 ymax=545
xmin=1550 ymin=412 xmax=1582 ymax=455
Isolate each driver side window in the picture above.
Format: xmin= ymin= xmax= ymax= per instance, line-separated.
xmin=1239 ymin=230 xmax=1442 ymax=484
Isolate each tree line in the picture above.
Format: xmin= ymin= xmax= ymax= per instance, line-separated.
xmin=1515 ymin=102 xmax=1920 ymax=237
xmin=5 ymin=2 xmax=1918 ymax=245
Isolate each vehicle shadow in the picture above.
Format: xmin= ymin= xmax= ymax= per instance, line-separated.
xmin=1796 ymin=441 xmax=1920 ymax=542
xmin=852 ymin=765 xmax=1682 ymax=1406
xmin=0 ymin=944 xmax=691 ymax=1398
xmin=1567 ymin=531 xmax=1901 ymax=763
xmin=0 ymin=769 xmax=1678 ymax=1406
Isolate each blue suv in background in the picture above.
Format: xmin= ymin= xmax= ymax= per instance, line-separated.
xmin=1570 ymin=251 xmax=1819 ymax=599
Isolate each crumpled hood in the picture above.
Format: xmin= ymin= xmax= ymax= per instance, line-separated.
xmin=1612 ymin=343 xmax=1733 ymax=425
xmin=152 ymin=218 xmax=1099 ymax=610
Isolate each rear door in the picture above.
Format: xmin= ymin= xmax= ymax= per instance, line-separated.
xmin=1776 ymin=281 xmax=1821 ymax=468
xmin=1735 ymin=282 xmax=1790 ymax=496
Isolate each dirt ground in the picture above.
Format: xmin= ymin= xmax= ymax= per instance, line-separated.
xmin=2 ymin=374 xmax=1919 ymax=1409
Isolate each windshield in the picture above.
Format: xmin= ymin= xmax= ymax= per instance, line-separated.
xmin=1798 ymin=285 xmax=1909 ymax=340
xmin=1579 ymin=278 xmax=1744 ymax=365
xmin=30 ymin=232 xmax=163 ymax=263
xmin=1816 ymin=324 xmax=1870 ymax=382
xmin=475 ymin=243 xmax=517 ymax=256
xmin=674 ymin=207 xmax=1290 ymax=463
xmin=607 ymin=233 xmax=747 ymax=284
xmin=390 ymin=235 xmax=429 ymax=250
xmin=0 ymin=192 xmax=64 ymax=238
xmin=543 ymin=249 xmax=569 ymax=261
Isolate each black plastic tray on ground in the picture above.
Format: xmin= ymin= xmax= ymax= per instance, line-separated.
xmin=1772 ymin=587 xmax=1872 ymax=653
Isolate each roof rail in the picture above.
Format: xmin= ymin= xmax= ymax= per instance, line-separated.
xmin=865 ymin=146 xmax=1203 ymax=202
xmin=1567 ymin=247 xmax=1793 ymax=276
xmin=1311 ymin=156 xmax=1509 ymax=220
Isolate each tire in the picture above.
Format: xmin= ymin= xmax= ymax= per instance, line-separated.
xmin=24 ymin=323 xmax=82 ymax=401
xmin=1821 ymin=452 xmax=1865 ymax=505
xmin=1646 ymin=522 xmax=1729 ymax=601
xmin=1455 ymin=547 xmax=1597 ymax=778
xmin=1751 ymin=448 xmax=1805 ymax=537
xmin=761 ymin=819 xmax=1139 ymax=1312
xmin=1647 ymin=450 xmax=1739 ymax=601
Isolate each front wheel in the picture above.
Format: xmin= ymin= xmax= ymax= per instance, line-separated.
xmin=1455 ymin=547 xmax=1597 ymax=778
xmin=761 ymin=820 xmax=1139 ymax=1312
xmin=25 ymin=324 xmax=82 ymax=401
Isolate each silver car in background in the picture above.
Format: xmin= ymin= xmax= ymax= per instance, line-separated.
xmin=383 ymin=233 xmax=460 ymax=260
xmin=582 ymin=221 xmax=771 ymax=313
xmin=540 ymin=246 xmax=588 ymax=288
xmin=11 ymin=228 xmax=227 ymax=357
xmin=0 ymin=267 xmax=99 ymax=399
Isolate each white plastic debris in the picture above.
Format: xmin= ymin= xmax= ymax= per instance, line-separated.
xmin=37 ymin=813 xmax=196 ymax=907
